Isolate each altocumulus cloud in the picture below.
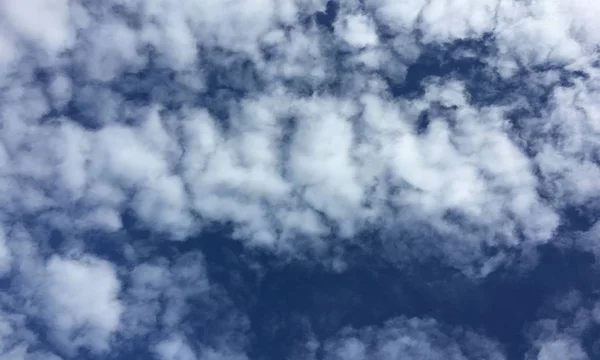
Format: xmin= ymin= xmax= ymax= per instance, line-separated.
xmin=0 ymin=0 xmax=600 ymax=359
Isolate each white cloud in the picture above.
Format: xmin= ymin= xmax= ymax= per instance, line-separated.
xmin=286 ymin=97 xmax=365 ymax=238
xmin=154 ymin=333 xmax=249 ymax=360
xmin=366 ymin=0 xmax=424 ymax=34
xmin=335 ymin=13 xmax=379 ymax=48
xmin=120 ymin=252 xmax=249 ymax=360
xmin=121 ymin=253 xmax=209 ymax=336
xmin=0 ymin=0 xmax=600 ymax=357
xmin=0 ymin=0 xmax=597 ymax=276
xmin=524 ymin=290 xmax=598 ymax=360
xmin=0 ymin=311 xmax=35 ymax=359
xmin=154 ymin=334 xmax=198 ymax=360
xmin=533 ymin=78 xmax=600 ymax=208
xmin=0 ymin=227 xmax=11 ymax=277
xmin=323 ymin=316 xmax=506 ymax=360
xmin=79 ymin=20 xmax=147 ymax=82
xmin=495 ymin=0 xmax=600 ymax=70
xmin=548 ymin=340 xmax=589 ymax=360
xmin=418 ymin=0 xmax=498 ymax=43
xmin=530 ymin=338 xmax=589 ymax=360
xmin=0 ymin=249 xmax=63 ymax=360
xmin=0 ymin=0 xmax=74 ymax=57
xmin=42 ymin=255 xmax=123 ymax=354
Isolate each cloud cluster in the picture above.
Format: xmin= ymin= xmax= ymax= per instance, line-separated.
xmin=2 ymin=0 xmax=599 ymax=265
xmin=42 ymin=255 xmax=122 ymax=354
xmin=0 ymin=228 xmax=122 ymax=358
xmin=121 ymin=251 xmax=249 ymax=360
xmin=0 ymin=230 xmax=247 ymax=360
xmin=322 ymin=316 xmax=506 ymax=360
xmin=525 ymin=290 xmax=600 ymax=360
xmin=0 ymin=0 xmax=599 ymax=359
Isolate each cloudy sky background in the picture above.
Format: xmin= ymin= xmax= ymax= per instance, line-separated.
xmin=1 ymin=0 xmax=600 ymax=359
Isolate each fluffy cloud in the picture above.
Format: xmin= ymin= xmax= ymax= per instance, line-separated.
xmin=323 ymin=316 xmax=506 ymax=360
xmin=120 ymin=251 xmax=249 ymax=360
xmin=0 ymin=227 xmax=12 ymax=277
xmin=0 ymin=232 xmax=119 ymax=359
xmin=42 ymin=255 xmax=122 ymax=354
xmin=534 ymin=339 xmax=589 ymax=360
xmin=154 ymin=334 xmax=199 ymax=360
xmin=2 ymin=0 xmax=598 ymax=270
xmin=524 ymin=290 xmax=600 ymax=360
xmin=0 ymin=0 xmax=599 ymax=359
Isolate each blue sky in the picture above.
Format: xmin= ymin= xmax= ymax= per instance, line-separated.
xmin=1 ymin=0 xmax=600 ymax=359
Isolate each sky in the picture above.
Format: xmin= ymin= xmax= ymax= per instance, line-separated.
xmin=0 ymin=0 xmax=600 ymax=359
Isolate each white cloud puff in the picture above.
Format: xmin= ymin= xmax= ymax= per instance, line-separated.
xmin=323 ymin=316 xmax=506 ymax=360
xmin=42 ymin=255 xmax=123 ymax=354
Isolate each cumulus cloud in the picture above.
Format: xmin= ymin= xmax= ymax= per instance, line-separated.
xmin=523 ymin=290 xmax=600 ymax=360
xmin=120 ymin=251 xmax=249 ymax=360
xmin=0 ymin=231 xmax=248 ymax=360
xmin=2 ymin=0 xmax=598 ymax=270
xmin=42 ymin=255 xmax=122 ymax=354
xmin=322 ymin=316 xmax=506 ymax=360
xmin=154 ymin=334 xmax=199 ymax=360
xmin=0 ymin=231 xmax=122 ymax=357
xmin=0 ymin=227 xmax=12 ymax=277
xmin=0 ymin=0 xmax=599 ymax=359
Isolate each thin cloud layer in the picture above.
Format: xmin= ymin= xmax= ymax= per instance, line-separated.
xmin=0 ymin=0 xmax=599 ymax=359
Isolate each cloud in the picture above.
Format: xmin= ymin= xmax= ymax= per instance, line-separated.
xmin=41 ymin=255 xmax=122 ymax=354
xmin=1 ymin=0 xmax=597 ymax=273
xmin=0 ymin=0 xmax=599 ymax=359
xmin=154 ymin=334 xmax=198 ymax=360
xmin=0 ymin=228 xmax=249 ymax=360
xmin=153 ymin=332 xmax=249 ymax=360
xmin=120 ymin=252 xmax=209 ymax=337
xmin=0 ymin=0 xmax=74 ymax=58
xmin=0 ymin=227 xmax=12 ymax=277
xmin=523 ymin=290 xmax=600 ymax=360
xmin=119 ymin=251 xmax=249 ymax=360
xmin=322 ymin=316 xmax=506 ymax=360
xmin=527 ymin=324 xmax=589 ymax=360
xmin=0 ymin=242 xmax=123 ymax=358
xmin=334 ymin=12 xmax=379 ymax=48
